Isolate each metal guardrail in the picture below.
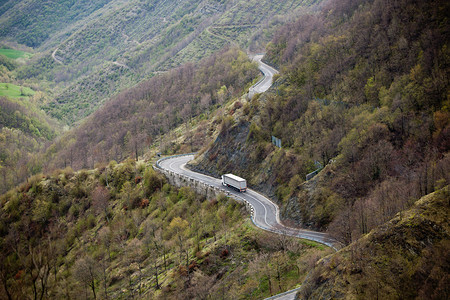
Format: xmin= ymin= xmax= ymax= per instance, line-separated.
xmin=154 ymin=154 xmax=339 ymax=299
xmin=155 ymin=152 xmax=197 ymax=169
xmin=154 ymin=153 xmax=257 ymax=219
xmin=305 ymin=168 xmax=321 ymax=181
xmin=264 ymin=287 xmax=302 ymax=300
xmin=249 ymin=71 xmax=266 ymax=90
xmin=249 ymin=217 xmax=337 ymax=250
xmin=154 ymin=154 xmax=339 ymax=251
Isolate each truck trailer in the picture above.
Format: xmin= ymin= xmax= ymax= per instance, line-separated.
xmin=222 ymin=174 xmax=247 ymax=192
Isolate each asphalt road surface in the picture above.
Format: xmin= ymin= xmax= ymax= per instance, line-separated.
xmin=248 ymin=54 xmax=279 ymax=98
xmin=158 ymin=57 xmax=336 ymax=299
xmin=158 ymin=154 xmax=339 ymax=250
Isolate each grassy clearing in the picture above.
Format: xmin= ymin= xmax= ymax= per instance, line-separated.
xmin=0 ymin=48 xmax=32 ymax=59
xmin=0 ymin=82 xmax=35 ymax=98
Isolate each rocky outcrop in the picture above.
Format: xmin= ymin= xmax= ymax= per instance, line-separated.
xmin=185 ymin=120 xmax=320 ymax=230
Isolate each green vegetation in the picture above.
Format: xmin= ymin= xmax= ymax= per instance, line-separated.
xmin=0 ymin=48 xmax=32 ymax=60
xmin=0 ymin=0 xmax=448 ymax=298
xmin=0 ymin=95 xmax=59 ymax=194
xmin=0 ymin=54 xmax=18 ymax=81
xmin=43 ymin=48 xmax=259 ymax=172
xmin=0 ymin=43 xmax=62 ymax=195
xmin=0 ymin=160 xmax=332 ymax=299
xmin=0 ymin=97 xmax=54 ymax=139
xmin=0 ymin=0 xmax=112 ymax=48
xmin=2 ymin=0 xmax=317 ymax=125
xmin=0 ymin=82 xmax=34 ymax=98
xmin=41 ymin=63 xmax=137 ymax=123
xmin=190 ymin=0 xmax=450 ymax=246
xmin=298 ymin=186 xmax=450 ymax=299
xmin=0 ymin=45 xmax=258 ymax=197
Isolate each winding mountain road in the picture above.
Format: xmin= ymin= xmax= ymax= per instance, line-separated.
xmin=157 ymin=154 xmax=339 ymax=250
xmin=248 ymin=54 xmax=279 ymax=98
xmin=157 ymin=55 xmax=338 ymax=300
xmin=52 ymin=48 xmax=64 ymax=65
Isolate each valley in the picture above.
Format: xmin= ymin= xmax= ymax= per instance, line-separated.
xmin=0 ymin=0 xmax=449 ymax=299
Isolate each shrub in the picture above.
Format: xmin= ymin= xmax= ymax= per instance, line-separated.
xmin=220 ymin=248 xmax=229 ymax=258
xmin=86 ymin=213 xmax=96 ymax=229
xmin=140 ymin=198 xmax=149 ymax=208
xmin=144 ymin=169 xmax=164 ymax=196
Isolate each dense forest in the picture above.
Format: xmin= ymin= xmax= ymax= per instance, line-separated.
xmin=189 ymin=0 xmax=449 ymax=244
xmin=0 ymin=0 xmax=449 ymax=298
xmin=42 ymin=47 xmax=259 ymax=172
xmin=0 ymin=160 xmax=331 ymax=299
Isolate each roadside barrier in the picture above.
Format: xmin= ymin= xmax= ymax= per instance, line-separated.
xmin=154 ymin=153 xmax=340 ymax=251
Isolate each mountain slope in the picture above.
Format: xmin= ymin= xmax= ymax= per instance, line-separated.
xmin=297 ymin=186 xmax=449 ymax=299
xmin=0 ymin=47 xmax=60 ymax=194
xmin=0 ymin=0 xmax=112 ymax=48
xmin=188 ymin=0 xmax=449 ymax=243
xmin=0 ymin=94 xmax=60 ymax=194
xmin=42 ymin=48 xmax=259 ymax=172
xmin=0 ymin=0 xmax=448 ymax=298
xmin=3 ymin=0 xmax=320 ymax=125
xmin=0 ymin=160 xmax=332 ymax=299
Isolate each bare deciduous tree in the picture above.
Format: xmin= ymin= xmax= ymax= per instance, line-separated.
xmin=73 ymin=256 xmax=99 ymax=300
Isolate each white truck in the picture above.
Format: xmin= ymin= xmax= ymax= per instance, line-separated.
xmin=221 ymin=173 xmax=247 ymax=192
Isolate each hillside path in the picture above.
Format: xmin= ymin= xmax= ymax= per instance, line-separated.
xmin=51 ymin=48 xmax=64 ymax=65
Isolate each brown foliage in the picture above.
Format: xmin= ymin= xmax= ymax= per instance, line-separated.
xmin=134 ymin=176 xmax=142 ymax=184
xmin=188 ymin=260 xmax=198 ymax=272
xmin=140 ymin=198 xmax=149 ymax=208
xmin=220 ymin=248 xmax=229 ymax=259
xmin=46 ymin=48 xmax=258 ymax=171
xmin=91 ymin=185 xmax=110 ymax=217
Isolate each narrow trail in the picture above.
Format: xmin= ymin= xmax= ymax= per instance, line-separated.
xmin=51 ymin=48 xmax=64 ymax=65
xmin=205 ymin=26 xmax=238 ymax=47
xmin=112 ymin=61 xmax=129 ymax=69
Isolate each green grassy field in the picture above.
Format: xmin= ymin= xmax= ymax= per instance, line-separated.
xmin=0 ymin=83 xmax=35 ymax=98
xmin=0 ymin=48 xmax=32 ymax=59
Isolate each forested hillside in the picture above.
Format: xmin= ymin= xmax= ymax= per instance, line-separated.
xmin=0 ymin=95 xmax=59 ymax=191
xmin=41 ymin=47 xmax=258 ymax=173
xmin=0 ymin=160 xmax=332 ymax=299
xmin=297 ymin=186 xmax=449 ymax=299
xmin=0 ymin=0 xmax=449 ymax=298
xmin=189 ymin=0 xmax=449 ymax=244
xmin=0 ymin=0 xmax=318 ymax=194
xmin=0 ymin=0 xmax=112 ymax=48
xmin=0 ymin=49 xmax=60 ymax=194
xmin=2 ymin=0 xmax=318 ymax=125
xmin=0 ymin=1 xmax=321 ymax=194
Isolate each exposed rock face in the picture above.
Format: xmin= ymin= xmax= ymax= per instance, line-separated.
xmin=187 ymin=121 xmax=253 ymax=181
xmin=186 ymin=119 xmax=321 ymax=230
